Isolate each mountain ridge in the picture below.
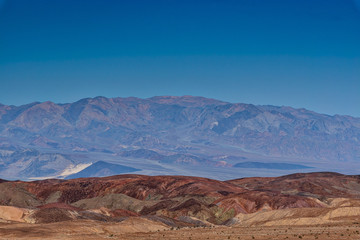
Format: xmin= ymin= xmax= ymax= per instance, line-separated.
xmin=2 ymin=95 xmax=358 ymax=118
xmin=0 ymin=95 xmax=359 ymax=180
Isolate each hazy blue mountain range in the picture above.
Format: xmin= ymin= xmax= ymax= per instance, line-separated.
xmin=233 ymin=162 xmax=312 ymax=170
xmin=0 ymin=96 xmax=359 ymax=180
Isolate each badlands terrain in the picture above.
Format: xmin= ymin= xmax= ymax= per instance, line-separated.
xmin=1 ymin=172 xmax=360 ymax=239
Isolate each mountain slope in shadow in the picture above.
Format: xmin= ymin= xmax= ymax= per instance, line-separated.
xmin=65 ymin=161 xmax=140 ymax=179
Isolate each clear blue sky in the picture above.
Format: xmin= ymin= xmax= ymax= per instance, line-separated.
xmin=0 ymin=0 xmax=359 ymax=116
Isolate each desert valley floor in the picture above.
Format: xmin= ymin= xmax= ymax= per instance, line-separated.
xmin=1 ymin=172 xmax=360 ymax=239
xmin=1 ymin=221 xmax=360 ymax=239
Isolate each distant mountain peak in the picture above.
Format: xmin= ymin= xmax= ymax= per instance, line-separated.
xmin=0 ymin=95 xmax=359 ymax=180
xmin=148 ymin=95 xmax=228 ymax=107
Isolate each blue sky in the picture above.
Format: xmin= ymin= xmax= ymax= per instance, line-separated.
xmin=0 ymin=0 xmax=359 ymax=116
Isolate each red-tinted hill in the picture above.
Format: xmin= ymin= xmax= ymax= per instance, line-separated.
xmin=1 ymin=172 xmax=360 ymax=225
